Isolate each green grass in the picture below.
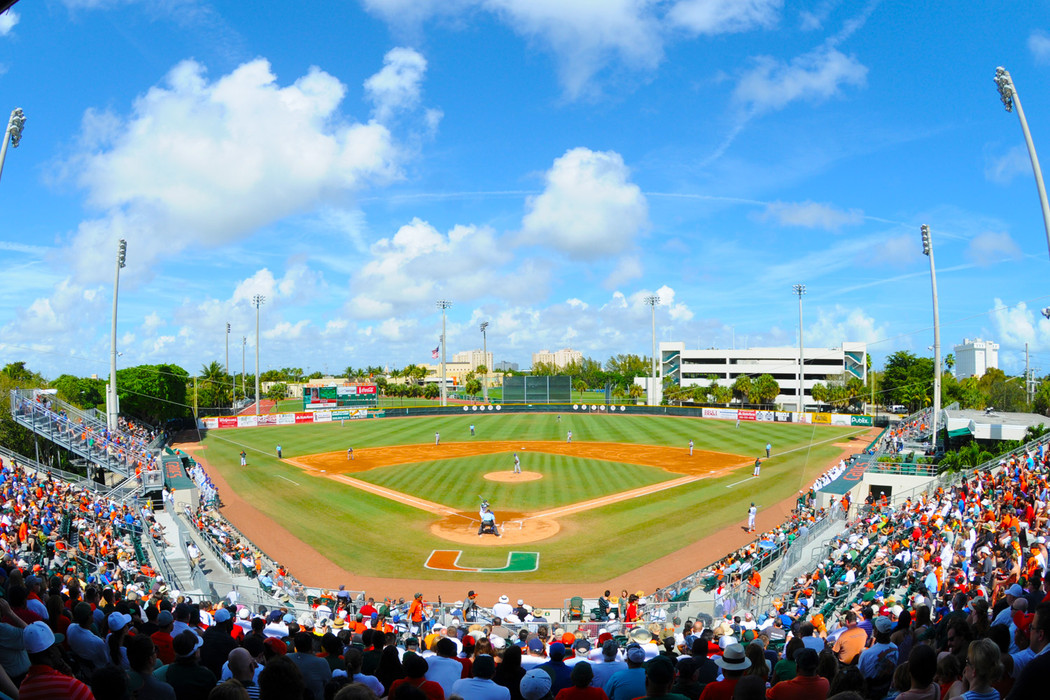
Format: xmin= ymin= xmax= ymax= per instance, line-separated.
xmin=357 ymin=453 xmax=673 ymax=512
xmin=199 ymin=413 xmax=864 ymax=582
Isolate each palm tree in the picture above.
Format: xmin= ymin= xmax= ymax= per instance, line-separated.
xmin=628 ymin=383 xmax=644 ymax=403
xmin=732 ymin=375 xmax=752 ymax=405
xmin=574 ymin=379 xmax=587 ymax=401
xmin=944 ymin=353 xmax=955 ymax=374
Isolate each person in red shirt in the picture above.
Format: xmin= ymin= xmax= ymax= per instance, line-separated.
xmin=19 ymin=622 xmax=94 ymax=700
xmin=766 ymin=648 xmax=829 ymax=700
xmin=389 ymin=652 xmax=445 ymax=700
xmin=699 ymin=643 xmax=750 ymax=700
xmin=151 ymin=610 xmax=177 ymax=665
xmin=556 ymin=660 xmax=607 ymax=700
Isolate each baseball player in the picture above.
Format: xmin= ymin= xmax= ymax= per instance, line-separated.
xmin=239 ymin=451 xmax=247 ymax=466
xmin=753 ymin=458 xmax=761 ymax=477
xmin=747 ymin=502 xmax=757 ymax=532
xmin=567 ymin=430 xmax=572 ymax=444
xmin=513 ymin=453 xmax=521 ymax=473
xmin=688 ymin=440 xmax=694 ymax=456
xmin=347 ymin=447 xmax=354 ymax=461
xmin=435 ymin=432 xmax=440 ymax=446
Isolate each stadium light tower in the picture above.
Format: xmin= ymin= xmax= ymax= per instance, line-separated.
xmin=241 ymin=336 xmax=246 ymax=402
xmin=645 ymin=295 xmax=660 ymax=406
xmin=995 ymin=68 xmax=1050 ymax=261
xmin=480 ymin=321 xmax=489 ymax=403
xmin=793 ymin=283 xmax=806 ymax=414
xmin=106 ymin=239 xmax=127 ymax=431
xmin=253 ymin=295 xmax=265 ymax=415
xmin=437 ymin=300 xmax=452 ymax=406
xmin=921 ymin=225 xmax=942 ymax=450
xmin=0 ymin=108 xmax=26 ymax=184
xmin=225 ymin=322 xmax=231 ymax=405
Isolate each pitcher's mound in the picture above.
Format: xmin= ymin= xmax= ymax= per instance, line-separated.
xmin=484 ymin=471 xmax=543 ymax=482
xmin=430 ymin=511 xmax=559 ymax=545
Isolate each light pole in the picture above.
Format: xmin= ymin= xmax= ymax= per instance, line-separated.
xmin=645 ymin=295 xmax=660 ymax=406
xmin=793 ymin=283 xmax=806 ymax=414
xmin=241 ymin=336 xmax=246 ymax=403
xmin=253 ymin=295 xmax=265 ymax=415
xmin=107 ymin=239 xmax=127 ymax=432
xmin=480 ymin=321 xmax=489 ymax=403
xmin=437 ymin=300 xmax=452 ymax=406
xmin=225 ymin=322 xmax=231 ymax=406
xmin=0 ymin=108 xmax=26 ymax=184
xmin=921 ymin=225 xmax=942 ymax=450
xmin=995 ymin=67 xmax=1050 ymax=260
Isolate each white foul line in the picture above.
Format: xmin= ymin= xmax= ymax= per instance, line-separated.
xmin=275 ymin=474 xmax=300 ymax=486
xmin=726 ymin=476 xmax=757 ymax=489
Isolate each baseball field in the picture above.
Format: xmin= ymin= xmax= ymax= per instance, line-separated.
xmin=184 ymin=412 xmax=870 ymax=601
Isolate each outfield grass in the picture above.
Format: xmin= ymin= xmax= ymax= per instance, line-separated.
xmin=199 ymin=413 xmax=862 ymax=582
xmin=357 ymin=454 xmax=673 ymax=512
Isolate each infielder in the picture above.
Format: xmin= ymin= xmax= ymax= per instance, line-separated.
xmin=347 ymin=447 xmax=354 ymax=461
xmin=747 ymin=502 xmax=757 ymax=532
xmin=753 ymin=458 xmax=761 ymax=477
xmin=567 ymin=430 xmax=572 ymax=444
xmin=435 ymin=432 xmax=440 ymax=446
xmin=688 ymin=440 xmax=694 ymax=457
xmin=239 ymin=451 xmax=247 ymax=467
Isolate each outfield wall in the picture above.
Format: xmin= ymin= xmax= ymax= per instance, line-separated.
xmin=199 ymin=404 xmax=876 ymax=430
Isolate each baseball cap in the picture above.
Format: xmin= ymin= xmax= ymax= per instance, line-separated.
xmin=237 ymin=608 xmax=251 ymax=620
xmin=1006 ymin=583 xmax=1024 ymax=597
xmin=173 ymin=630 xmax=204 ymax=658
xmin=646 ymin=655 xmax=676 ymax=684
xmin=549 ymin=642 xmax=565 ymax=660
xmin=874 ymin=617 xmax=893 ymax=633
xmin=214 ymin=608 xmax=231 ymax=624
xmin=24 ymin=621 xmax=62 ymax=654
xmin=527 ymin=638 xmax=545 ymax=653
xmin=473 ymin=654 xmax=496 ymax=677
xmin=625 ymin=643 xmax=645 ymax=663
xmin=157 ymin=611 xmax=174 ymax=626
xmin=520 ymin=668 xmax=553 ymax=700
xmin=108 ymin=612 xmax=133 ymax=632
xmin=263 ymin=637 xmax=288 ymax=656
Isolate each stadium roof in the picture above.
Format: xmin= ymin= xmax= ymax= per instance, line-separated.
xmin=942 ymin=409 xmax=1049 ymax=441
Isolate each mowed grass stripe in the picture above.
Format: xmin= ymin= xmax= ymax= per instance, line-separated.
xmin=356 ymin=453 xmax=673 ymax=512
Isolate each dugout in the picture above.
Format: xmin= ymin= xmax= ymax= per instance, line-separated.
xmin=503 ymin=375 xmax=571 ymax=404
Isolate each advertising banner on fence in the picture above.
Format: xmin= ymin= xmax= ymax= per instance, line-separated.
xmin=294 ymin=412 xmax=314 ymax=424
xmin=702 ymin=408 xmax=718 ymax=418
xmin=737 ymin=409 xmax=756 ymax=422
xmin=203 ymin=417 xmax=216 ymax=429
xmin=313 ymin=411 xmax=332 ymax=423
xmin=851 ymin=415 xmax=874 ymax=426
xmin=236 ymin=416 xmax=258 ymax=428
xmin=775 ymin=411 xmax=792 ymax=422
xmin=831 ymin=414 xmax=853 ymax=426
xmin=717 ymin=408 xmax=739 ymax=420
xmin=811 ymin=412 xmax=832 ymax=424
xmin=218 ymin=416 xmax=238 ymax=428
xmin=755 ymin=410 xmax=775 ymax=422
xmin=276 ymin=413 xmax=295 ymax=425
xmin=793 ymin=413 xmax=812 ymax=424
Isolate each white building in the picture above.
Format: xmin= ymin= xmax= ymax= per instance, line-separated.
xmin=531 ymin=348 xmax=583 ymax=370
xmin=953 ymin=338 xmax=998 ymax=379
xmin=452 ymin=350 xmax=493 ymax=370
xmin=661 ymin=341 xmax=867 ymax=410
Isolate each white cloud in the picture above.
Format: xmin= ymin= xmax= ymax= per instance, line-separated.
xmin=866 ymin=234 xmax=922 ymax=268
xmin=805 ymin=305 xmax=887 ymax=348
xmin=966 ymin=231 xmax=1023 ymax=265
xmin=521 ymin=147 xmax=648 ymax=260
xmin=61 ymin=58 xmax=400 ymax=285
xmin=0 ymin=10 xmax=19 ymax=35
xmin=985 ymin=145 xmax=1030 ymax=185
xmin=364 ymin=47 xmax=428 ymax=123
xmin=760 ymin=200 xmax=863 ymax=230
xmin=989 ymin=299 xmax=1050 ymax=351
xmin=1030 ymin=30 xmax=1050 ymax=63
xmin=348 ymin=218 xmax=511 ymax=319
xmin=604 ymin=256 xmax=643 ymax=288
xmin=667 ymin=0 xmax=781 ymax=35
xmin=733 ymin=46 xmax=867 ymax=115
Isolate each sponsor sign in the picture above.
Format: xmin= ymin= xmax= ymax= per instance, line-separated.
xmin=203 ymin=418 xmax=217 ymax=429
xmin=851 ymin=415 xmax=874 ymax=427
xmin=775 ymin=411 xmax=792 ymax=422
xmin=794 ymin=413 xmax=812 ymax=424
xmin=424 ymin=550 xmax=540 ymax=573
xmin=313 ymin=411 xmax=332 ymax=423
xmin=737 ymin=409 xmax=756 ymax=422
xmin=716 ymin=409 xmax=738 ymax=420
xmin=236 ymin=416 xmax=258 ymax=428
xmin=831 ymin=414 xmax=853 ymax=426
xmin=756 ymin=410 xmax=775 ymax=422
xmin=702 ymin=408 xmax=718 ymax=418
xmin=336 ymin=384 xmax=377 ymax=396
xmin=217 ymin=416 xmax=238 ymax=428
xmin=811 ymin=412 xmax=832 ymax=424
xmin=294 ymin=412 xmax=314 ymax=424
xmin=276 ymin=413 xmax=296 ymax=425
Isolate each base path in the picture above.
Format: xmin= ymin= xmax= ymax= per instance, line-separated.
xmin=175 ymin=428 xmax=879 ymax=606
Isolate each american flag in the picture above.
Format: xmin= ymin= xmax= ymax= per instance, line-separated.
xmin=432 ymin=345 xmax=440 ymax=359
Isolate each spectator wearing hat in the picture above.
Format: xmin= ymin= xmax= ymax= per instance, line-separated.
xmin=390 ymin=651 xmax=445 ymax=700
xmin=538 ymin=642 xmax=573 ymax=695
xmin=426 ymin=637 xmax=464 ymax=696
xmin=522 ymin=637 xmax=549 ymax=670
xmin=19 ymin=620 xmax=93 ymax=700
xmin=698 ymin=643 xmax=750 ymax=700
xmin=464 ymin=590 xmax=479 ymax=622
xmin=765 ymin=648 xmax=828 ymax=700
xmin=514 ymin=599 xmax=530 ymax=621
xmin=410 ymin=593 xmax=426 ymax=634
xmin=152 ymin=610 xmax=177 ymax=665
xmin=287 ymin=631 xmax=331 ymax=700
xmin=858 ymin=617 xmax=898 ymax=682
xmin=452 ymin=653 xmax=510 ymax=700
xmin=522 ymin=667 xmax=554 ymax=700
xmin=201 ymin=607 xmax=239 ymax=677
xmin=67 ymin=600 xmax=108 ymax=672
xmin=106 ymin=610 xmax=133 ymax=668
xmin=494 ymin=595 xmax=515 ymax=621
xmin=555 ymin=661 xmax=606 ymax=700
xmin=591 ymin=639 xmax=627 ymax=690
xmin=671 ymin=656 xmax=703 ymax=700
xmin=604 ymin=643 xmax=647 ymax=700
xmin=156 ymin=629 xmax=217 ymax=700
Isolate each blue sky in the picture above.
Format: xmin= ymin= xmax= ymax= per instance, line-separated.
xmin=1 ymin=1 xmax=1050 ymax=380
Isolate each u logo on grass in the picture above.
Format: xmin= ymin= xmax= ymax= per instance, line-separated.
xmin=424 ymin=550 xmax=540 ymax=573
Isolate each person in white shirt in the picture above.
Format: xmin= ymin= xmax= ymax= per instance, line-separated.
xmin=492 ymin=595 xmax=514 ymax=620
xmin=424 ymin=638 xmax=463 ymax=696
xmin=451 ymin=654 xmax=510 ymax=700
